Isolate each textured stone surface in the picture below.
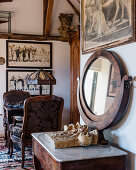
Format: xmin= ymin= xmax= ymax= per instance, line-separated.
xmin=44 ymin=122 xmax=98 ymax=148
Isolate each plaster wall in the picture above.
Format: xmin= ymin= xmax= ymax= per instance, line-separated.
xmin=0 ymin=0 xmax=79 ymax=35
xmin=80 ymin=42 xmax=136 ymax=170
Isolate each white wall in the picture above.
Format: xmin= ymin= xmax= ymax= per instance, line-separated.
xmin=0 ymin=0 xmax=79 ymax=35
xmin=81 ymin=42 xmax=136 ymax=170
xmin=0 ymin=0 xmax=43 ymax=34
xmin=52 ymin=41 xmax=70 ymax=127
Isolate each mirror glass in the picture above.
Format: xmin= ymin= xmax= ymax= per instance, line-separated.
xmin=84 ymin=57 xmax=117 ymax=115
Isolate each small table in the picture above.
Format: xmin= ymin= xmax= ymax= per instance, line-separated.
xmin=32 ymin=132 xmax=127 ymax=170
xmin=3 ymin=105 xmax=24 ymax=147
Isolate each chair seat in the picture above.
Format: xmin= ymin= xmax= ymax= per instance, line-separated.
xmin=12 ymin=125 xmax=22 ymax=139
xmin=11 ymin=123 xmax=32 ymax=143
xmin=14 ymin=116 xmax=23 ymax=122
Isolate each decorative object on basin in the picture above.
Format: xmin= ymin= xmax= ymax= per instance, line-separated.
xmin=45 ymin=122 xmax=98 ymax=148
xmin=58 ymin=13 xmax=75 ymax=39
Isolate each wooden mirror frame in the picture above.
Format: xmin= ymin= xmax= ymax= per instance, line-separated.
xmin=77 ymin=50 xmax=132 ymax=130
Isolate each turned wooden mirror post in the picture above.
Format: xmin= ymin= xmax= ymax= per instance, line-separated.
xmin=77 ymin=50 xmax=132 ymax=131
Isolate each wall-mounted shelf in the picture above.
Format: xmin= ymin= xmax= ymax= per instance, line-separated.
xmin=0 ymin=10 xmax=13 ymax=33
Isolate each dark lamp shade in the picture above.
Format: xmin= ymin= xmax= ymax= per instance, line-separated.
xmin=27 ymin=70 xmax=56 ymax=85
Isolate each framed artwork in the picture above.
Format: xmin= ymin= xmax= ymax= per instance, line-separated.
xmin=6 ymin=40 xmax=52 ymax=68
xmin=107 ymin=65 xmax=116 ymax=97
xmin=6 ymin=70 xmax=51 ymax=96
xmin=81 ymin=0 xmax=135 ymax=53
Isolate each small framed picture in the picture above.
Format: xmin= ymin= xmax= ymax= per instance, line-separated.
xmin=107 ymin=65 xmax=116 ymax=97
xmin=6 ymin=70 xmax=51 ymax=96
xmin=6 ymin=40 xmax=52 ymax=69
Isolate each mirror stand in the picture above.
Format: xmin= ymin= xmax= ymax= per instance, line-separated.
xmin=77 ymin=50 xmax=133 ymax=141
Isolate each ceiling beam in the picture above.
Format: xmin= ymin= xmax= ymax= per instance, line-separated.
xmin=0 ymin=33 xmax=68 ymax=42
xmin=43 ymin=0 xmax=54 ymax=35
xmin=0 ymin=0 xmax=13 ymax=2
xmin=66 ymin=0 xmax=80 ymax=17
xmin=43 ymin=0 xmax=48 ymax=35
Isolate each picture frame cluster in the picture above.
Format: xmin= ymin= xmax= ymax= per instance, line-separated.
xmin=6 ymin=40 xmax=52 ymax=96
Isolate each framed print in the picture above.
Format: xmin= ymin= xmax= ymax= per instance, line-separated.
xmin=107 ymin=65 xmax=116 ymax=97
xmin=6 ymin=40 xmax=52 ymax=68
xmin=6 ymin=70 xmax=51 ymax=96
xmin=81 ymin=0 xmax=135 ymax=53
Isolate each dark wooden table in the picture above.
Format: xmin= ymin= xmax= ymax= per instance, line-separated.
xmin=32 ymin=132 xmax=127 ymax=170
xmin=3 ymin=105 xmax=24 ymax=148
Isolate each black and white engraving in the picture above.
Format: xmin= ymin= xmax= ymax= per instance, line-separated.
xmin=6 ymin=41 xmax=52 ymax=68
xmin=6 ymin=70 xmax=51 ymax=96
xmin=82 ymin=0 xmax=132 ymax=52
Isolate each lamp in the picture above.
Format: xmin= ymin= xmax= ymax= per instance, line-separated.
xmin=27 ymin=69 xmax=56 ymax=95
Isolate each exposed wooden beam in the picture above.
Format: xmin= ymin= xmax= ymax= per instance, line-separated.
xmin=66 ymin=0 xmax=80 ymax=17
xmin=0 ymin=21 xmax=8 ymax=24
xmin=0 ymin=0 xmax=12 ymax=2
xmin=0 ymin=33 xmax=68 ymax=42
xmin=43 ymin=0 xmax=54 ymax=35
xmin=43 ymin=0 xmax=48 ymax=35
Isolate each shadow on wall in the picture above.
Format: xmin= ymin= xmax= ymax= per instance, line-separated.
xmin=104 ymin=81 xmax=134 ymax=139
xmin=110 ymin=141 xmax=135 ymax=170
xmin=112 ymin=83 xmax=134 ymax=130
xmin=104 ymin=83 xmax=135 ymax=170
xmin=61 ymin=108 xmax=70 ymax=130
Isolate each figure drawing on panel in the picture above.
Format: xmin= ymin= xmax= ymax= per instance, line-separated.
xmin=7 ymin=41 xmax=52 ymax=68
xmin=83 ymin=0 xmax=132 ymax=51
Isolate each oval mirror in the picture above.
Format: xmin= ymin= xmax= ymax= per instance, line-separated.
xmin=83 ymin=57 xmax=115 ymax=116
xmin=78 ymin=50 xmax=131 ymax=130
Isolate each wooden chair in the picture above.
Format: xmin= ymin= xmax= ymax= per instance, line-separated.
xmin=3 ymin=90 xmax=30 ymax=147
xmin=10 ymin=95 xmax=64 ymax=168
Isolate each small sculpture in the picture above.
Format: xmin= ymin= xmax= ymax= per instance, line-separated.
xmin=58 ymin=13 xmax=75 ymax=39
xmin=45 ymin=122 xmax=98 ymax=148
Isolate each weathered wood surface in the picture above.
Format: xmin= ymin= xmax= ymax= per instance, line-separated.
xmin=69 ymin=29 xmax=80 ymax=124
xmin=0 ymin=0 xmax=12 ymax=2
xmin=66 ymin=0 xmax=80 ymax=17
xmin=0 ymin=33 xmax=68 ymax=41
xmin=44 ymin=0 xmax=54 ymax=35
xmin=43 ymin=0 xmax=48 ymax=35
